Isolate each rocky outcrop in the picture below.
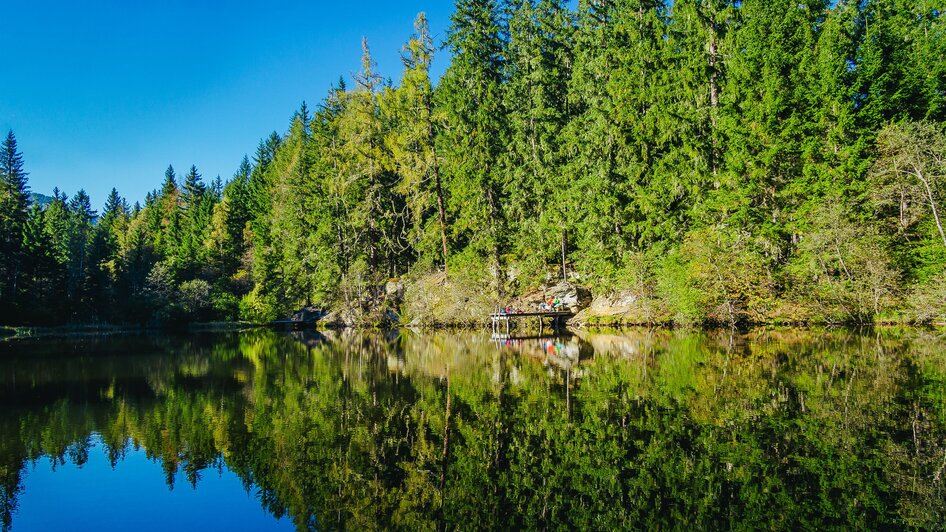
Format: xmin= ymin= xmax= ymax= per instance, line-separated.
xmin=570 ymin=290 xmax=669 ymax=326
xmin=290 ymin=306 xmax=326 ymax=323
xmin=545 ymin=282 xmax=592 ymax=310
xmin=514 ymin=282 xmax=592 ymax=312
xmin=322 ymin=302 xmax=401 ymax=329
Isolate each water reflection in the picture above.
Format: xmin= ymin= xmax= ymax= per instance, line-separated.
xmin=1 ymin=328 xmax=945 ymax=529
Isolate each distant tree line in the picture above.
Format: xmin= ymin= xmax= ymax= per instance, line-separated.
xmin=1 ymin=0 xmax=944 ymax=326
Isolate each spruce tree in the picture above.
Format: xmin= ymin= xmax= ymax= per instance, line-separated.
xmin=66 ymin=190 xmax=96 ymax=316
xmin=0 ymin=130 xmax=29 ymax=310
xmin=333 ymin=38 xmax=398 ymax=279
xmin=503 ymin=0 xmax=575 ymax=283
xmin=561 ymin=0 xmax=630 ymax=278
xmin=439 ymin=0 xmax=509 ymax=287
xmin=87 ymin=188 xmax=127 ymax=316
xmin=19 ymin=203 xmax=60 ymax=323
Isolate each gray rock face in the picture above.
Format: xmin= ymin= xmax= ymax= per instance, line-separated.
xmin=544 ymin=282 xmax=592 ymax=311
xmin=290 ymin=306 xmax=325 ymax=322
xmin=385 ymin=280 xmax=405 ymax=300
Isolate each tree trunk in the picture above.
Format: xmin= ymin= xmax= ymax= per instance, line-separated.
xmin=561 ymin=228 xmax=567 ymax=283
xmin=486 ymin=187 xmax=504 ymax=295
xmin=426 ymin=91 xmax=449 ymax=274
xmin=433 ymin=162 xmax=449 ymax=274
xmin=916 ymin=170 xmax=946 ymax=249
xmin=708 ymin=30 xmax=719 ymax=112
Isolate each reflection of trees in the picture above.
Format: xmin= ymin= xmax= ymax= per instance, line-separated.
xmin=0 ymin=328 xmax=945 ymax=529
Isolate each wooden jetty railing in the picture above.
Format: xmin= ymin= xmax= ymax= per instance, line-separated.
xmin=490 ymin=310 xmax=573 ymax=338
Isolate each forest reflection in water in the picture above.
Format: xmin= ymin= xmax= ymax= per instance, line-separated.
xmin=1 ymin=327 xmax=945 ymax=530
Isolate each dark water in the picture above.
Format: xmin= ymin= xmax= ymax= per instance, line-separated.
xmin=1 ymin=328 xmax=945 ymax=530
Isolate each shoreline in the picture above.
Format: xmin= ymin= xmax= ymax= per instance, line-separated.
xmin=0 ymin=321 xmax=259 ymax=340
xmin=2 ymin=319 xmax=944 ymax=340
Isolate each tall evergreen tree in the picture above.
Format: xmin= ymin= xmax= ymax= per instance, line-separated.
xmin=19 ymin=203 xmax=59 ymax=323
xmin=503 ymin=0 xmax=575 ymax=283
xmin=561 ymin=0 xmax=630 ymax=278
xmin=0 ymin=130 xmax=29 ymax=312
xmin=87 ymin=188 xmax=128 ymax=316
xmin=333 ymin=38 xmax=400 ymax=279
xmin=439 ymin=0 xmax=509 ymax=287
xmin=386 ymin=12 xmax=451 ymax=272
xmin=66 ymin=190 xmax=96 ymax=318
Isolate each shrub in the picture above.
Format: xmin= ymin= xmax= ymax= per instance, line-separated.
xmin=909 ymin=275 xmax=946 ymax=324
xmin=787 ymin=202 xmax=899 ymax=323
xmin=657 ymin=226 xmax=773 ymax=326
xmin=179 ymin=279 xmax=213 ymax=321
xmin=239 ymin=286 xmax=279 ymax=323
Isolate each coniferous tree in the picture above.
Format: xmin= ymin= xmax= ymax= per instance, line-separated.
xmin=0 ymin=130 xmax=29 ymax=313
xmin=561 ymin=0 xmax=630 ymax=279
xmin=178 ymin=165 xmax=213 ymax=278
xmin=439 ymin=0 xmax=509 ymax=287
xmin=66 ymin=190 xmax=96 ymax=318
xmin=43 ymin=189 xmax=71 ymax=260
xmin=1 ymin=3 xmax=944 ymax=327
xmin=87 ymin=188 xmax=127 ymax=316
xmin=333 ymin=39 xmax=400 ymax=282
xmin=504 ymin=0 xmax=575 ymax=284
xmin=385 ymin=13 xmax=451 ymax=272
xmin=20 ymin=203 xmax=59 ymax=323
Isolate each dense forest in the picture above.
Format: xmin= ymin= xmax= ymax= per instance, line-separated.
xmin=1 ymin=0 xmax=944 ymax=326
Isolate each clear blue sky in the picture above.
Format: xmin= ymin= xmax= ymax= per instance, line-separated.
xmin=1 ymin=0 xmax=454 ymax=210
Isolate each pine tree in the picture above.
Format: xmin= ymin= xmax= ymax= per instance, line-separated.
xmin=66 ymin=190 xmax=96 ymax=317
xmin=245 ymin=134 xmax=281 ymax=293
xmin=153 ymin=165 xmax=182 ymax=258
xmin=20 ymin=203 xmax=61 ymax=323
xmin=856 ymin=0 xmax=938 ymax=131
xmin=44 ymin=189 xmax=72 ymax=267
xmin=182 ymin=165 xmax=206 ymax=208
xmin=303 ymin=82 xmax=349 ymax=301
xmin=268 ymin=104 xmax=318 ymax=307
xmin=663 ymin=0 xmax=733 ymax=209
xmin=333 ymin=38 xmax=400 ymax=279
xmin=561 ymin=0 xmax=631 ymax=279
xmin=210 ymin=155 xmax=253 ymax=282
xmin=161 ymin=164 xmax=177 ymax=196
xmin=176 ymin=165 xmax=212 ymax=277
xmin=717 ymin=0 xmax=826 ymax=248
xmin=87 ymin=188 xmax=127 ymax=316
xmin=0 ymin=130 xmax=30 ymax=311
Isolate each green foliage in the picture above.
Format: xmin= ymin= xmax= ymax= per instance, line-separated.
xmin=908 ymin=274 xmax=946 ymax=324
xmin=238 ymin=286 xmax=279 ymax=323
xmin=178 ymin=279 xmax=213 ymax=320
xmin=3 ymin=2 xmax=946 ymax=325
xmin=787 ymin=202 xmax=899 ymax=323
xmin=0 ymin=130 xmax=29 ymax=320
xmin=657 ymin=226 xmax=773 ymax=325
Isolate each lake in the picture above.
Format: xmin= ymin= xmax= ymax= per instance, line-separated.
xmin=1 ymin=328 xmax=944 ymax=530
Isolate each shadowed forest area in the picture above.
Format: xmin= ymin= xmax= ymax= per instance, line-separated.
xmin=1 ymin=0 xmax=945 ymax=326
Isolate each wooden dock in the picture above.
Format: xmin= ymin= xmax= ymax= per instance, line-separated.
xmin=490 ymin=310 xmax=573 ymax=338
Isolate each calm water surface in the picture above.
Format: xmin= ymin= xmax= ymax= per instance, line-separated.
xmin=1 ymin=328 xmax=945 ymax=530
